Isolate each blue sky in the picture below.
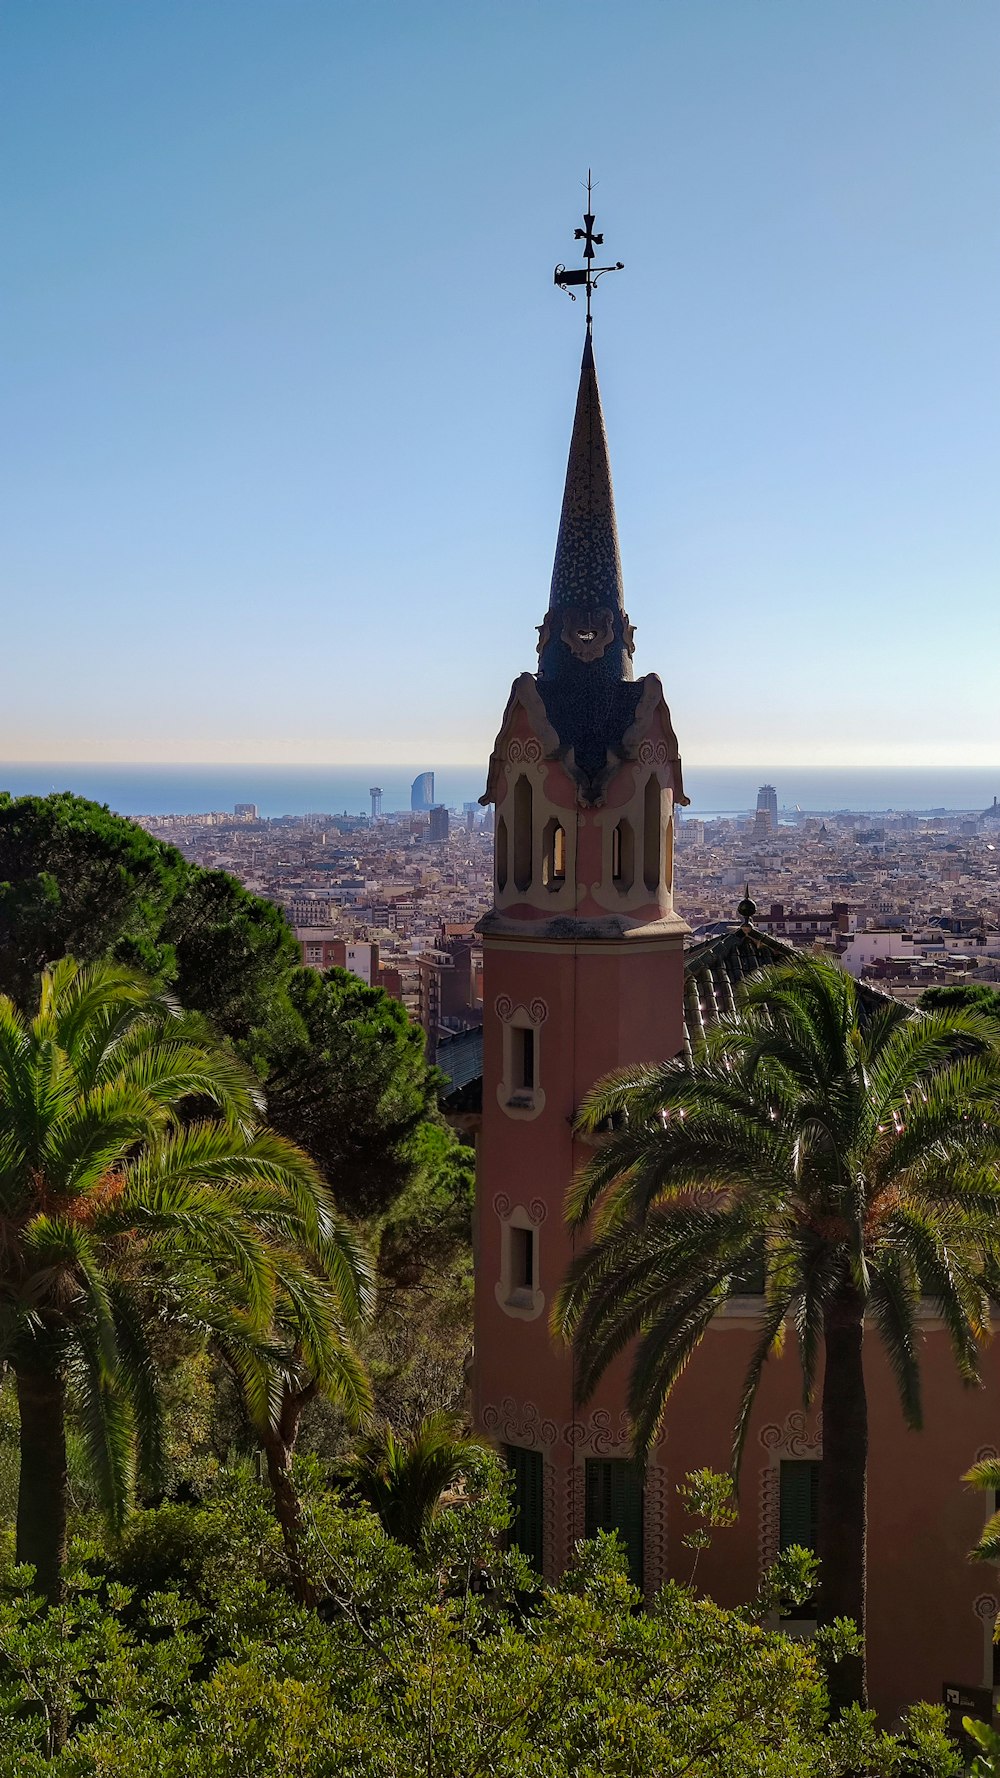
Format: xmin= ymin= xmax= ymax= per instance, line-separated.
xmin=3 ymin=1 xmax=998 ymax=768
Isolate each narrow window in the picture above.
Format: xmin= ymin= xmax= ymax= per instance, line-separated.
xmin=778 ymin=1460 xmax=820 ymax=1617
xmin=496 ymin=816 xmax=509 ymax=892
xmin=585 ymin=1458 xmax=644 ymax=1588
xmin=505 ymin=1445 xmax=544 ymax=1573
xmin=513 ymin=775 xmax=533 ymax=892
xmin=510 ymin=1225 xmax=534 ymax=1291
xmin=513 ymin=1025 xmax=535 ymax=1091
xmin=643 ymin=775 xmax=661 ymax=893
xmin=542 ymin=818 xmax=566 ymax=889
xmin=553 ymin=823 xmax=566 ymax=879
xmin=612 ymin=819 xmax=634 ymax=891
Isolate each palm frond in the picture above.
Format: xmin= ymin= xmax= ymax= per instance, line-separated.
xmin=732 ymin=1289 xmax=793 ymax=1475
xmin=867 ymin=1252 xmax=922 ymax=1429
xmin=105 ymin=1282 xmax=167 ymax=1496
xmin=68 ymin=1325 xmax=136 ymax=1531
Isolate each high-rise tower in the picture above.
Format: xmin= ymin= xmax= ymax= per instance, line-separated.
xmin=474 ymin=196 xmax=687 ymax=1587
xmin=756 ymin=783 xmax=778 ymax=830
xmin=411 ymin=771 xmax=435 ymax=813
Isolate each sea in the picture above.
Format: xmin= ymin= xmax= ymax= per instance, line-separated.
xmin=1 ymin=763 xmax=998 ymax=821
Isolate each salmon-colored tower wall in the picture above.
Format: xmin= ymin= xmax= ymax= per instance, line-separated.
xmin=474 ymin=685 xmax=688 ymax=1587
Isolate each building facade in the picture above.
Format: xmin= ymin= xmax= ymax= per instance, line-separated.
xmin=472 ymin=319 xmax=1000 ymax=1724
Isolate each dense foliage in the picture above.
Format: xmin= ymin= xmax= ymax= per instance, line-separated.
xmin=0 ymin=794 xmax=185 ymax=1000
xmin=0 ymin=792 xmax=980 ymax=1772
xmin=0 ymin=792 xmax=468 ymax=1227
xmin=0 ymin=957 xmax=372 ymax=1607
xmin=264 ymin=966 xmax=442 ymax=1218
xmin=0 ymin=1462 xmax=963 ymax=1776
xmin=920 ymin=982 xmax=1000 ymax=1024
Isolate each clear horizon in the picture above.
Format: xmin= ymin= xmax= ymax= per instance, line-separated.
xmin=3 ymin=2 xmax=999 ymax=771
xmin=4 ymin=759 xmax=998 ymax=822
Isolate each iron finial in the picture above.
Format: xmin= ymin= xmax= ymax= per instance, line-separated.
xmin=553 ymin=171 xmax=624 ymax=331
xmin=737 ymin=883 xmax=757 ymax=927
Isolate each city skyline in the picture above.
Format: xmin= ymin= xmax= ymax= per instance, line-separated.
xmin=4 ymin=2 xmax=999 ymax=770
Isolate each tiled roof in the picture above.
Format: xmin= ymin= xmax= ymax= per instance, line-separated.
xmin=436 ymin=1025 xmax=484 ymax=1102
xmin=682 ymin=922 xmax=794 ymax=1061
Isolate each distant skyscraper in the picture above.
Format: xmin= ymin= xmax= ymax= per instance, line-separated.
xmin=756 ymin=783 xmax=778 ymax=829
xmin=428 ymin=804 xmax=450 ymax=843
xmin=411 ymin=771 xmax=435 ymax=812
xmin=369 ymin=786 xmax=383 ymax=819
xmin=234 ymin=803 xmax=258 ymax=819
xmin=464 ymin=800 xmax=478 ymax=832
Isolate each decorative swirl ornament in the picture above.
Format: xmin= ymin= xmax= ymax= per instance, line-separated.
xmin=494 ymin=995 xmax=549 ymax=1027
xmin=759 ymin=1411 xmax=822 ymax=1457
xmin=637 ymin=739 xmax=669 ymax=766
xmin=493 ymin=1194 xmax=546 ymax=1226
xmin=481 ymin=1397 xmax=558 ymax=1448
xmin=507 ymin=737 xmax=543 ymax=765
xmin=564 ymin=1408 xmax=632 ymax=1455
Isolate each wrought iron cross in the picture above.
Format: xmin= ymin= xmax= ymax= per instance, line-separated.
xmin=553 ymin=172 xmax=624 ymax=329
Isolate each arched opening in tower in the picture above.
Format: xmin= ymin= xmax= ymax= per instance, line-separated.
xmin=643 ymin=775 xmax=661 ymax=893
xmin=513 ymin=776 xmax=534 ymax=891
xmin=543 ymin=817 xmax=566 ymax=889
xmin=496 ymin=816 xmax=509 ymax=892
xmin=612 ymin=818 xmax=635 ymax=891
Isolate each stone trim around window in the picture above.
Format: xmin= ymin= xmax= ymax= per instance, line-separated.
xmin=493 ymin=1194 xmax=546 ymax=1320
xmin=494 ymin=995 xmax=548 ymax=1120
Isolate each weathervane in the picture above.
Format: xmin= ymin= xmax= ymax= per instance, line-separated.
xmin=553 ymin=172 xmax=624 ymax=330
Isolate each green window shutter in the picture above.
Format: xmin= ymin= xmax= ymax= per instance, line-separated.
xmin=504 ymin=1445 xmax=544 ymax=1574
xmin=779 ymin=1460 xmax=820 ymax=1552
xmin=584 ymin=1457 xmax=644 ymax=1588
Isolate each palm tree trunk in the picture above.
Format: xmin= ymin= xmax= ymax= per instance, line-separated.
xmin=15 ymin=1366 xmax=68 ymax=1607
xmin=818 ymin=1287 xmax=868 ymax=1712
xmin=261 ymin=1382 xmax=316 ymax=1606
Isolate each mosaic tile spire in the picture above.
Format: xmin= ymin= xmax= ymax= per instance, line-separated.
xmin=536 ymin=330 xmax=633 ymax=687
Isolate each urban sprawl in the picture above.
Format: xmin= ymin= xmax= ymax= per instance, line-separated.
xmin=139 ymin=777 xmax=1000 ymax=1070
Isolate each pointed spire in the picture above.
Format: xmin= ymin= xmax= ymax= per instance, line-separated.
xmin=537 ymin=331 xmax=633 ymax=685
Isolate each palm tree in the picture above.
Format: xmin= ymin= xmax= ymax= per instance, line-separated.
xmin=0 ymin=956 xmax=373 ymax=1605
xmin=554 ymin=956 xmax=1000 ymax=1709
xmin=209 ymin=1271 xmax=373 ymax=1601
xmin=339 ymin=1410 xmax=488 ymax=1557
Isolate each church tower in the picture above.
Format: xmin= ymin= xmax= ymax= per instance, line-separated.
xmin=474 ymin=197 xmax=688 ymax=1588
